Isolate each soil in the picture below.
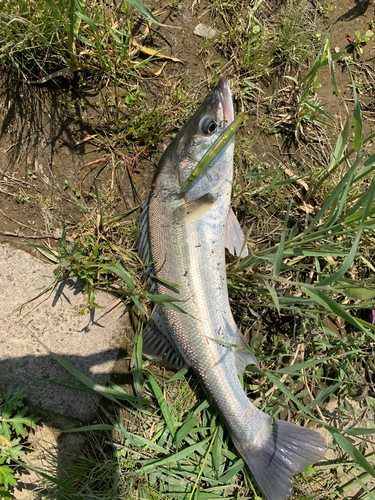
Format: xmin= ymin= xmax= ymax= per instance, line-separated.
xmin=1 ymin=0 xmax=375 ymax=498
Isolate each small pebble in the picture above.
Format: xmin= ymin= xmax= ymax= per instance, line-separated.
xmin=193 ymin=24 xmax=218 ymax=39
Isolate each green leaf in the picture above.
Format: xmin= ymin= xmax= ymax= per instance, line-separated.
xmin=302 ymin=287 xmax=375 ymax=342
xmin=277 ymin=351 xmax=361 ymax=374
xmin=217 ymin=459 xmax=245 ymax=483
xmin=264 ymin=370 xmax=314 ymax=418
xmin=125 ymin=0 xmax=162 ymax=25
xmin=273 ymin=202 xmax=291 ymax=277
xmin=175 ymin=415 xmax=199 ymax=446
xmin=100 ymin=263 xmax=135 ymax=291
xmin=36 ymin=339 xmax=127 ymax=404
xmin=0 ymin=465 xmax=17 ymax=488
xmin=344 ymin=287 xmax=375 ymax=300
xmin=147 ymin=373 xmax=176 ymax=439
xmin=330 ymin=430 xmax=375 ymax=479
xmin=305 ymin=382 xmax=341 ymax=411
xmin=137 ymin=436 xmax=212 ymax=474
xmin=345 ymin=428 xmax=375 ymax=436
xmin=346 ymin=62 xmax=362 ymax=150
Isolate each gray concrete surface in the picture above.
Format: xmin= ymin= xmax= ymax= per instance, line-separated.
xmin=0 ymin=243 xmax=129 ymax=421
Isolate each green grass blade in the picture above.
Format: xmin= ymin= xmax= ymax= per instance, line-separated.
xmin=330 ymin=430 xmax=375 ymax=479
xmin=306 ymin=159 xmax=359 ymax=232
xmin=137 ymin=436 xmax=212 ymax=474
xmin=318 ymin=178 xmax=375 ymax=286
xmin=147 ymin=373 xmax=177 ymax=439
xmin=216 ymin=459 xmax=245 ymax=483
xmin=277 ymin=351 xmax=361 ymax=374
xmin=263 ymin=369 xmax=315 ymax=419
xmin=301 ymin=287 xmax=375 ymax=341
xmin=328 ymin=47 xmax=348 ymax=111
xmin=346 ymin=60 xmax=362 ymax=150
xmin=36 ymin=338 xmax=123 ymax=403
xmin=61 ymin=423 xmax=117 ymax=432
xmin=125 ymin=0 xmax=162 ymax=25
xmin=305 ymin=382 xmax=341 ymax=412
xmin=175 ymin=415 xmax=200 ymax=446
xmin=345 ymin=428 xmax=375 ymax=436
xmin=13 ymin=459 xmax=83 ymax=497
xmin=352 ymin=152 xmax=375 ymax=185
xmin=273 ymin=202 xmax=291 ymax=277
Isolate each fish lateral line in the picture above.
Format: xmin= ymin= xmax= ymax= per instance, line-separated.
xmin=181 ymin=111 xmax=248 ymax=193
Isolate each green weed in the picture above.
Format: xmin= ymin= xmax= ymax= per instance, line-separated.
xmin=0 ymin=0 xmax=160 ymax=80
xmin=211 ymin=0 xmax=325 ymax=105
xmin=0 ymin=385 xmax=40 ymax=499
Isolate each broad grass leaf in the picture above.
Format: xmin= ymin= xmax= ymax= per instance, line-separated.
xmin=273 ymin=202 xmax=291 ymax=277
xmin=346 ymin=61 xmax=362 ymax=150
xmin=216 ymin=459 xmax=245 ymax=483
xmin=175 ymin=415 xmax=199 ymax=446
xmin=353 ymin=152 xmax=375 ymax=185
xmin=307 ymin=159 xmax=358 ymax=232
xmin=330 ymin=430 xmax=375 ymax=479
xmin=167 ymin=367 xmax=189 ymax=383
xmin=61 ymin=423 xmax=167 ymax=453
xmin=37 ymin=339 xmax=125 ymax=404
xmin=212 ymin=429 xmax=223 ymax=476
xmin=316 ymin=177 xmax=375 ymax=286
xmin=317 ymin=228 xmax=362 ymax=287
xmin=137 ymin=437 xmax=211 ymax=474
xmin=147 ymin=293 xmax=187 ymax=314
xmin=301 ymin=287 xmax=375 ymax=341
xmin=277 ymin=351 xmax=360 ymax=374
xmin=264 ymin=370 xmax=314 ymax=418
xmin=305 ymin=382 xmax=341 ymax=411
xmin=346 ymin=428 xmax=375 ymax=436
xmin=100 ymin=263 xmax=135 ymax=291
xmin=147 ymin=373 xmax=176 ymax=439
xmin=344 ymin=287 xmax=375 ymax=300
xmin=61 ymin=423 xmax=117 ymax=432
xmin=126 ymin=0 xmax=162 ymax=25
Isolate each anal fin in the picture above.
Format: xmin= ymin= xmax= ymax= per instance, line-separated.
xmin=143 ymin=304 xmax=187 ymax=371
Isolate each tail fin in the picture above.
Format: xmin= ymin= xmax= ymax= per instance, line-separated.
xmin=239 ymin=419 xmax=326 ymax=500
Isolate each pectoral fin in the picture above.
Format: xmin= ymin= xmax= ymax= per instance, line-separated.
xmin=225 ymin=208 xmax=248 ymax=258
xmin=143 ymin=304 xmax=187 ymax=370
xmin=173 ymin=193 xmax=217 ymax=224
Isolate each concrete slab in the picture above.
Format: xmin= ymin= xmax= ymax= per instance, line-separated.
xmin=0 ymin=243 xmax=129 ymax=421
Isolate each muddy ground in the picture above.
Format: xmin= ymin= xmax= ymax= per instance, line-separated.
xmin=1 ymin=0 xmax=375 ymax=498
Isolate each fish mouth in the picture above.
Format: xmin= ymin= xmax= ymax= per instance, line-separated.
xmin=218 ymin=78 xmax=234 ymax=125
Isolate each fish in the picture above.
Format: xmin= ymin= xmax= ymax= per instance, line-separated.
xmin=136 ymin=78 xmax=326 ymax=500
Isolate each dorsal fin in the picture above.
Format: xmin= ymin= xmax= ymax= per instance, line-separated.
xmin=135 ymin=198 xmax=150 ymax=264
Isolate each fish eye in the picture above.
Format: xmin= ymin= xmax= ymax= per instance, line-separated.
xmin=200 ymin=116 xmax=218 ymax=135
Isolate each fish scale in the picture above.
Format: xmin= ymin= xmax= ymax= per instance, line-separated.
xmin=137 ymin=77 xmax=326 ymax=500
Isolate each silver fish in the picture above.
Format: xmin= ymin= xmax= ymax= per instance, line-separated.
xmin=137 ymin=78 xmax=325 ymax=500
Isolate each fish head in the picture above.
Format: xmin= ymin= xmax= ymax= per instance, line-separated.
xmin=153 ymin=78 xmax=235 ymax=203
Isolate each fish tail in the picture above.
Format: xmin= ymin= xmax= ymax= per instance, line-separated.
xmin=239 ymin=419 xmax=326 ymax=500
